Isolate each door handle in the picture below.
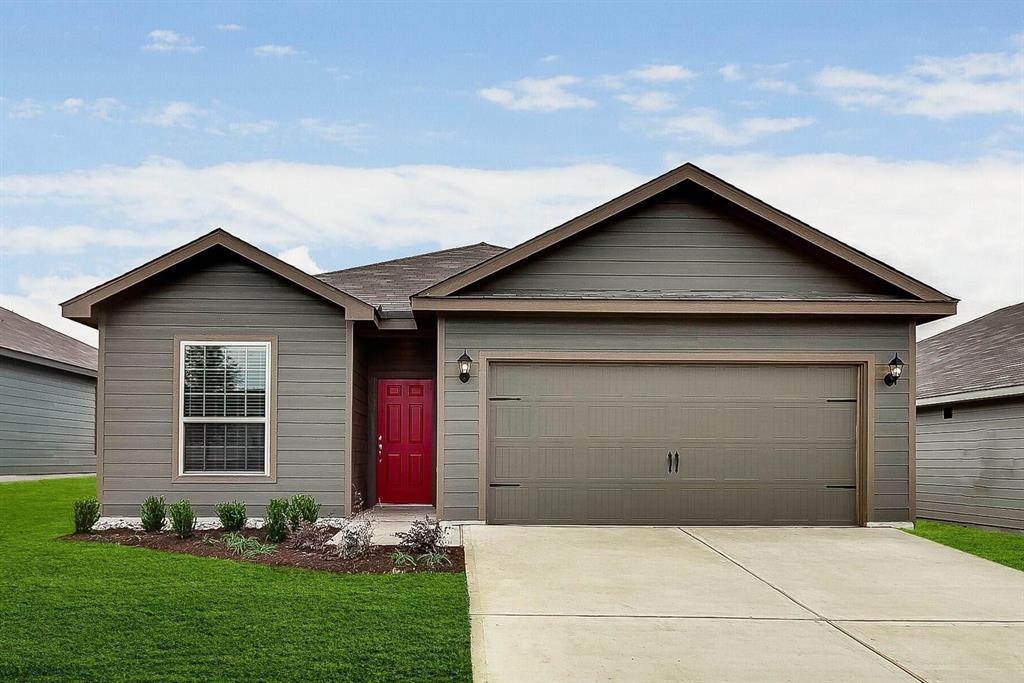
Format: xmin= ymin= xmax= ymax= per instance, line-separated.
xmin=673 ymin=452 xmax=679 ymax=473
xmin=667 ymin=451 xmax=672 ymax=474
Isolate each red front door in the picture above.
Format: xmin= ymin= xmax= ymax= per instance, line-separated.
xmin=376 ymin=379 xmax=434 ymax=504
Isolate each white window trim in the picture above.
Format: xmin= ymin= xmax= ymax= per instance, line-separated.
xmin=178 ymin=340 xmax=271 ymax=476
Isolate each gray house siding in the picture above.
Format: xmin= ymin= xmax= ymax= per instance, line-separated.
xmin=917 ymin=397 xmax=1024 ymax=531
xmin=100 ymin=251 xmax=347 ymax=516
xmin=0 ymin=357 xmax=95 ymax=475
xmin=463 ymin=190 xmax=901 ymax=300
xmin=441 ymin=315 xmax=913 ymax=522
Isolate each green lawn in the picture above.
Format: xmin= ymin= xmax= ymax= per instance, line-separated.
xmin=0 ymin=477 xmax=472 ymax=682
xmin=908 ymin=519 xmax=1024 ymax=572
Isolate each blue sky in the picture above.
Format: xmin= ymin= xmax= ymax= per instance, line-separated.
xmin=2 ymin=1 xmax=1022 ymax=343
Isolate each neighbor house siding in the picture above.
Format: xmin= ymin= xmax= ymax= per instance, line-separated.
xmin=917 ymin=397 xmax=1024 ymax=531
xmin=463 ymin=190 xmax=900 ymax=300
xmin=99 ymin=252 xmax=347 ymax=516
xmin=441 ymin=315 xmax=912 ymax=522
xmin=0 ymin=357 xmax=95 ymax=475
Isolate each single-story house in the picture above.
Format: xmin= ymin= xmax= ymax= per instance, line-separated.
xmin=62 ymin=163 xmax=957 ymax=525
xmin=1 ymin=306 xmax=98 ymax=476
xmin=916 ymin=303 xmax=1023 ymax=532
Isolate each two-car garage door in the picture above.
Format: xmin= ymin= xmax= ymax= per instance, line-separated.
xmin=486 ymin=362 xmax=859 ymax=525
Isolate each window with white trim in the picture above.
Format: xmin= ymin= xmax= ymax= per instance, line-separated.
xmin=180 ymin=341 xmax=270 ymax=474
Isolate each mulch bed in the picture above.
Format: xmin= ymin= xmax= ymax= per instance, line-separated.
xmin=63 ymin=528 xmax=465 ymax=574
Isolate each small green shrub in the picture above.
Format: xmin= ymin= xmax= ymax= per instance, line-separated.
xmin=289 ymin=494 xmax=320 ymax=525
xmin=391 ymin=550 xmax=417 ymax=568
xmin=140 ymin=495 xmax=166 ymax=532
xmin=264 ymin=498 xmax=290 ymax=542
xmin=223 ymin=532 xmax=276 ymax=559
xmin=168 ymin=499 xmax=197 ymax=539
xmin=215 ymin=501 xmax=247 ymax=532
xmin=73 ymin=498 xmax=101 ymax=533
xmin=420 ymin=551 xmax=453 ymax=568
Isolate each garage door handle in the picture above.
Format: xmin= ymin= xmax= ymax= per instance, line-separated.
xmin=667 ymin=451 xmax=673 ymax=473
xmin=673 ymin=452 xmax=679 ymax=473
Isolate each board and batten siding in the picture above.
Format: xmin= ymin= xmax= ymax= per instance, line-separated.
xmin=463 ymin=190 xmax=901 ymax=300
xmin=100 ymin=252 xmax=348 ymax=516
xmin=441 ymin=315 xmax=913 ymax=522
xmin=917 ymin=397 xmax=1024 ymax=531
xmin=0 ymin=357 xmax=96 ymax=475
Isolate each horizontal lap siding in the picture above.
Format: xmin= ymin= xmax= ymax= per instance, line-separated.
xmin=0 ymin=358 xmax=96 ymax=475
xmin=916 ymin=398 xmax=1024 ymax=531
xmin=442 ymin=315 xmax=912 ymax=522
xmin=101 ymin=254 xmax=347 ymax=516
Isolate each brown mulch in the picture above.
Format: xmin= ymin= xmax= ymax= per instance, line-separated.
xmin=62 ymin=528 xmax=465 ymax=574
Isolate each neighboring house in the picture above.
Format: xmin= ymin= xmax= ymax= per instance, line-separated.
xmin=1 ymin=307 xmax=98 ymax=476
xmin=916 ymin=303 xmax=1023 ymax=532
xmin=61 ymin=163 xmax=957 ymax=525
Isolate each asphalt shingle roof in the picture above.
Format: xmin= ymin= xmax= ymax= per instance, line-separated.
xmin=0 ymin=306 xmax=98 ymax=372
xmin=315 ymin=242 xmax=506 ymax=316
xmin=917 ymin=302 xmax=1024 ymax=400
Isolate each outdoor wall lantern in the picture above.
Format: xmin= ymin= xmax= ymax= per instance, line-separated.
xmin=457 ymin=351 xmax=473 ymax=383
xmin=884 ymin=353 xmax=904 ymax=386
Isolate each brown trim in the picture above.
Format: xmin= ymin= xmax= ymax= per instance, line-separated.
xmin=475 ymin=351 xmax=876 ymax=525
xmin=170 ymin=334 xmax=279 ymax=484
xmin=0 ymin=348 xmax=97 ymax=378
xmin=907 ymin=320 xmax=917 ymax=521
xmin=417 ymin=164 xmax=956 ymax=304
xmin=62 ymin=229 xmax=377 ymax=326
xmin=413 ymin=297 xmax=956 ymax=318
xmin=435 ymin=317 xmax=446 ymax=519
xmin=345 ymin=321 xmax=355 ymax=515
xmin=95 ymin=310 xmax=105 ymax=507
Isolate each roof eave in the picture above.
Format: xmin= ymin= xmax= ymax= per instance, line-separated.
xmin=0 ymin=347 xmax=97 ymax=377
xmin=917 ymin=384 xmax=1024 ymax=407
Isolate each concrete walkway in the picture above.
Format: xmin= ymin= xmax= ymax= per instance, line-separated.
xmin=465 ymin=526 xmax=1024 ymax=682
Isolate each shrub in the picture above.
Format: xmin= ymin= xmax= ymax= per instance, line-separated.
xmin=289 ymin=521 xmax=333 ymax=553
xmin=168 ymin=499 xmax=197 ymax=539
xmin=264 ymin=498 xmax=290 ymax=542
xmin=215 ymin=501 xmax=247 ymax=532
xmin=73 ymin=498 xmax=101 ymax=534
xmin=140 ymin=496 xmax=166 ymax=532
xmin=395 ymin=516 xmax=447 ymax=555
xmin=289 ymin=494 xmax=320 ymax=525
xmin=223 ymin=532 xmax=276 ymax=559
xmin=334 ymin=517 xmax=374 ymax=559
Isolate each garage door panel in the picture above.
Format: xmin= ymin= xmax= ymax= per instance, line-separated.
xmin=487 ymin=362 xmax=859 ymax=525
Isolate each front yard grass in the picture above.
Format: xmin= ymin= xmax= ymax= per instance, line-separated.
xmin=0 ymin=477 xmax=472 ymax=682
xmin=908 ymin=518 xmax=1024 ymax=572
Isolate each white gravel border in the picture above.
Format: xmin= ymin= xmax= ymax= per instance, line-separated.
xmin=93 ymin=516 xmax=348 ymax=532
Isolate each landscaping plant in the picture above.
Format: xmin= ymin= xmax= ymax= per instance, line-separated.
xmin=420 ymin=552 xmax=454 ymax=568
xmin=168 ymin=499 xmax=197 ymax=539
xmin=222 ymin=532 xmax=276 ymax=559
xmin=395 ymin=516 xmax=447 ymax=555
xmin=72 ymin=497 xmax=101 ymax=533
xmin=264 ymin=498 xmax=290 ymax=542
xmin=289 ymin=494 xmax=320 ymax=525
xmin=215 ymin=501 xmax=247 ymax=532
xmin=289 ymin=521 xmax=333 ymax=553
xmin=390 ymin=550 xmax=417 ymax=568
xmin=139 ymin=495 xmax=166 ymax=532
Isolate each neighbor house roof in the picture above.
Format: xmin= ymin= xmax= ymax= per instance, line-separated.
xmin=316 ymin=243 xmax=507 ymax=317
xmin=414 ymin=162 xmax=957 ymax=320
xmin=1 ymin=306 xmax=98 ymax=376
xmin=917 ymin=302 xmax=1024 ymax=406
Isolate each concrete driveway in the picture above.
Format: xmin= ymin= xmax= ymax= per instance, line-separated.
xmin=464 ymin=526 xmax=1024 ymax=682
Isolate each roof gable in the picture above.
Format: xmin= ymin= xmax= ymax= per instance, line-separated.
xmin=415 ymin=163 xmax=956 ymax=310
xmin=0 ymin=306 xmax=97 ymax=375
xmin=62 ymin=229 xmax=377 ymax=327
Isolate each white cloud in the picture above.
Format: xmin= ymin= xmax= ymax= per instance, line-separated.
xmin=215 ymin=23 xmax=243 ymax=32
xmin=616 ymin=91 xmax=677 ymax=112
xmin=541 ymin=55 xmax=560 ymax=63
xmin=661 ymin=108 xmax=814 ymax=145
xmin=814 ymin=47 xmax=1024 ymax=119
xmin=142 ymin=101 xmax=205 ymax=128
xmin=228 ymin=120 xmax=277 ymax=135
xmin=253 ymin=44 xmax=298 ymax=57
xmin=143 ymin=30 xmax=203 ymax=53
xmin=299 ymin=118 xmax=368 ymax=147
xmin=6 ymin=98 xmax=42 ymax=119
xmin=719 ymin=64 xmax=744 ymax=81
xmin=56 ymin=98 xmax=84 ymax=114
xmin=55 ymin=97 xmax=124 ymax=120
xmin=277 ymin=245 xmax=321 ymax=274
xmin=755 ymin=78 xmax=800 ymax=94
xmin=479 ymin=76 xmax=596 ymax=111
xmin=628 ymin=64 xmax=695 ymax=83
xmin=0 ymin=274 xmax=105 ymax=345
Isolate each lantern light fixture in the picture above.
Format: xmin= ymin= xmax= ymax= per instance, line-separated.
xmin=457 ymin=351 xmax=473 ymax=383
xmin=884 ymin=353 xmax=904 ymax=386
